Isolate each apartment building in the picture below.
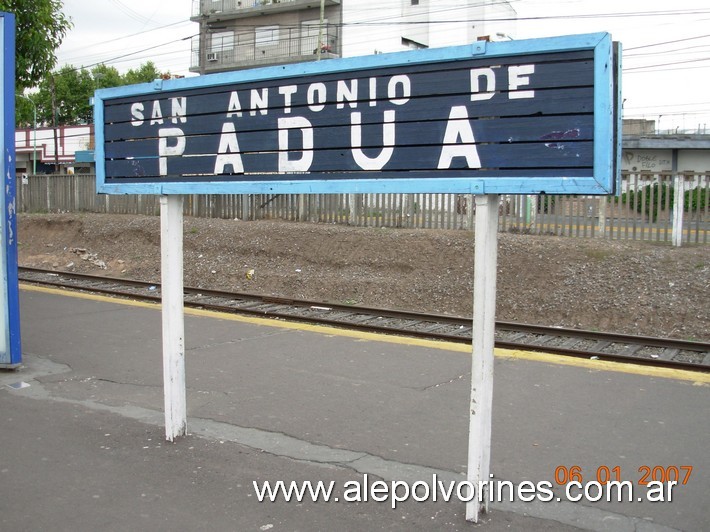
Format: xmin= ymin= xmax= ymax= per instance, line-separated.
xmin=190 ymin=0 xmax=517 ymax=74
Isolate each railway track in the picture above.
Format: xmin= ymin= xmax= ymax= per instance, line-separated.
xmin=19 ymin=266 xmax=710 ymax=373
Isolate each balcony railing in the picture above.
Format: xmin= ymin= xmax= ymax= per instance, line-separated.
xmin=192 ymin=0 xmax=340 ymax=19
xmin=191 ymin=27 xmax=339 ymax=72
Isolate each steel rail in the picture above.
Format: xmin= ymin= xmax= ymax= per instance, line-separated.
xmin=18 ymin=267 xmax=709 ymax=372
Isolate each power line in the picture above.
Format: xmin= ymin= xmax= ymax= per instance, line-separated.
xmin=96 ymin=48 xmax=193 ymax=69
xmin=61 ymin=0 xmax=517 ymax=66
xmin=625 ymin=110 xmax=710 ymax=118
xmin=624 ymin=64 xmax=710 ymax=74
xmin=108 ymin=0 xmax=157 ymax=27
xmin=625 ymin=45 xmax=710 ymax=58
xmin=625 ymin=101 xmax=710 ymax=110
xmin=61 ymin=37 xmax=191 ymax=69
xmin=57 ymin=4 xmax=710 ymax=78
xmin=342 ymin=9 xmax=710 ymax=26
xmin=63 ymin=34 xmax=196 ymax=73
xmin=624 ymin=33 xmax=710 ymax=51
xmin=59 ymin=20 xmax=191 ymax=57
xmin=624 ymin=56 xmax=710 ymax=72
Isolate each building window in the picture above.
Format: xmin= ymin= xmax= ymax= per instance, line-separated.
xmin=255 ymin=25 xmax=280 ymax=46
xmin=210 ymin=31 xmax=234 ymax=53
xmin=411 ymin=0 xmax=419 ymax=5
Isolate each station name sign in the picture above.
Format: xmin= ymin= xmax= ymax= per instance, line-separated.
xmin=94 ymin=32 xmax=620 ymax=195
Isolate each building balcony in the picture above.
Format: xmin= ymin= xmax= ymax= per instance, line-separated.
xmin=190 ymin=27 xmax=340 ymax=73
xmin=192 ymin=0 xmax=340 ymax=21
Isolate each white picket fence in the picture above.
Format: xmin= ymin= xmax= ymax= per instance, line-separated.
xmin=17 ymin=172 xmax=709 ymax=245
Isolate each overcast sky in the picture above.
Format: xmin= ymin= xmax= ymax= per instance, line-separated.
xmin=54 ymin=0 xmax=710 ymax=132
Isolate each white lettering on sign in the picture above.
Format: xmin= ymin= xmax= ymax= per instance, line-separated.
xmin=278 ymin=116 xmax=314 ymax=172
xmin=437 ymin=106 xmax=481 ymax=170
xmin=279 ymin=85 xmax=298 ymax=114
xmin=131 ymin=98 xmax=187 ymax=126
xmin=226 ymin=91 xmax=243 ymax=118
xmin=250 ymin=88 xmax=269 ymax=116
xmin=171 ymin=98 xmax=188 ymax=124
xmin=337 ymin=80 xmax=358 ymax=110
xmin=126 ymin=68 xmax=541 ymax=175
xmin=158 ymin=128 xmax=186 ymax=175
xmin=351 ymin=110 xmax=396 ymax=170
xmin=508 ymin=65 xmax=535 ymax=99
xmin=470 ymin=65 xmax=536 ymax=101
xmin=131 ymin=102 xmax=145 ymax=126
xmin=387 ymin=75 xmax=411 ymax=106
xmin=214 ymin=122 xmax=244 ymax=174
xmin=151 ymin=101 xmax=164 ymax=125
xmin=215 ymin=75 xmax=415 ymax=117
xmin=470 ymin=68 xmax=497 ymax=101
xmin=307 ymin=83 xmax=327 ymax=112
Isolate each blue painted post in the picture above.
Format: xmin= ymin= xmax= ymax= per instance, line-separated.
xmin=0 ymin=12 xmax=21 ymax=368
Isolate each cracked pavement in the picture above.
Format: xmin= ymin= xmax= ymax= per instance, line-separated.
xmin=2 ymin=287 xmax=706 ymax=531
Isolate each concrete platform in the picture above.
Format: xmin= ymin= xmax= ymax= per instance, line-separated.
xmin=1 ymin=285 xmax=708 ymax=531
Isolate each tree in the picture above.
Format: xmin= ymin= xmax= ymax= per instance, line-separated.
xmin=92 ymin=64 xmax=123 ymax=90
xmin=0 ymin=0 xmax=72 ymax=91
xmin=34 ymin=65 xmax=94 ymax=125
xmin=123 ymin=61 xmax=161 ymax=85
xmin=23 ymin=62 xmax=169 ymax=127
xmin=15 ymin=93 xmax=35 ymax=128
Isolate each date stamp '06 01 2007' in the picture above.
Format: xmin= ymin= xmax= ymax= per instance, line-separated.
xmin=554 ymin=465 xmax=693 ymax=502
xmin=554 ymin=465 xmax=694 ymax=486
xmin=548 ymin=465 xmax=695 ymax=503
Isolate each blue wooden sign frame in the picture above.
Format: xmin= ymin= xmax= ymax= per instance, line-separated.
xmin=0 ymin=12 xmax=21 ymax=367
xmin=95 ymin=32 xmax=620 ymax=196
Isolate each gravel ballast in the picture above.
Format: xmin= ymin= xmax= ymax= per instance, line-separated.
xmin=17 ymin=213 xmax=710 ymax=342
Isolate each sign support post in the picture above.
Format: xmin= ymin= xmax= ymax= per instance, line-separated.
xmin=160 ymin=195 xmax=187 ymax=441
xmin=0 ymin=12 xmax=21 ymax=369
xmin=466 ymin=194 xmax=499 ymax=522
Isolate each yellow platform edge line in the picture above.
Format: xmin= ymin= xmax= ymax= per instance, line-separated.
xmin=20 ymin=283 xmax=710 ymax=385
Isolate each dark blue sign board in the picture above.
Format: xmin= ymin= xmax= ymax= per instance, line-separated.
xmin=95 ymin=32 xmax=620 ymax=196
xmin=0 ymin=12 xmax=21 ymax=367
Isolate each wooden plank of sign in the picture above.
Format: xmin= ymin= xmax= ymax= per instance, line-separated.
xmin=104 ymin=141 xmax=594 ymax=179
xmin=102 ymin=51 xmax=593 ymax=125
xmin=104 ymin=114 xmax=593 ymax=159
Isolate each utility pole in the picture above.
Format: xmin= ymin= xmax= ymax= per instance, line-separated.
xmin=299 ymin=0 xmax=326 ymax=221
xmin=17 ymin=94 xmax=36 ymax=174
xmin=51 ymin=75 xmax=59 ymax=173
xmin=317 ymin=0 xmax=325 ymax=60
xmin=199 ymin=13 xmax=206 ymax=75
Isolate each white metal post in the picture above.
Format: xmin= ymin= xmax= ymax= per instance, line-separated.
xmin=597 ymin=197 xmax=607 ymax=238
xmin=466 ymin=194 xmax=499 ymax=523
xmin=527 ymin=194 xmax=537 ymax=227
xmin=348 ymin=193 xmax=356 ymax=225
xmin=160 ymin=195 xmax=187 ymax=442
xmin=671 ymin=174 xmax=685 ymax=247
